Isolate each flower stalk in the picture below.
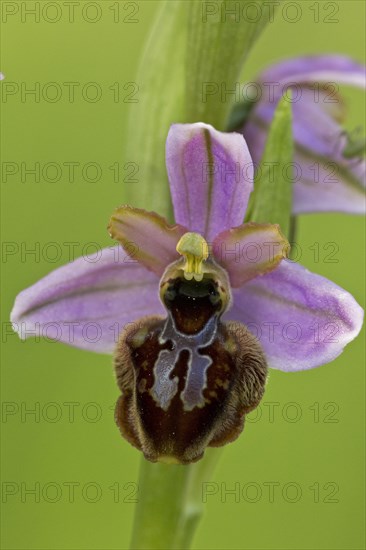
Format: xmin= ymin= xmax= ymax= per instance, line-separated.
xmin=130 ymin=450 xmax=222 ymax=550
xmin=130 ymin=459 xmax=190 ymax=550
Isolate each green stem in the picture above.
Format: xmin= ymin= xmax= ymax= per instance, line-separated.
xmin=129 ymin=449 xmax=222 ymax=550
xmin=174 ymin=449 xmax=223 ymax=550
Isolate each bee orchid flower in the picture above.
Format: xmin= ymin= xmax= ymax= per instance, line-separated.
xmin=11 ymin=123 xmax=363 ymax=464
xmin=242 ymin=55 xmax=366 ymax=214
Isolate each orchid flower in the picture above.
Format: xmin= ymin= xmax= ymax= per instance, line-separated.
xmin=241 ymin=55 xmax=366 ymax=214
xmin=11 ymin=123 xmax=363 ymax=464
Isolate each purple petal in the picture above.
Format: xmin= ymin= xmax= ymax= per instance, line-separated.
xmin=166 ymin=123 xmax=253 ymax=242
xmin=226 ymin=260 xmax=363 ymax=371
xmin=108 ymin=205 xmax=187 ymax=276
xmin=244 ymin=95 xmax=366 ymax=215
xmin=212 ymin=223 xmax=289 ymax=287
xmin=249 ymin=89 xmax=344 ymax=158
xmin=292 ymin=149 xmax=366 ymax=215
xmin=258 ymin=55 xmax=366 ymax=89
xmin=11 ymin=246 xmax=163 ymax=353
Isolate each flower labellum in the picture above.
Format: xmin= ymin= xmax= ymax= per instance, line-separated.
xmin=114 ymin=232 xmax=267 ymax=464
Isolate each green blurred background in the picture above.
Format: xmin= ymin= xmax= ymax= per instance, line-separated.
xmin=1 ymin=1 xmax=365 ymax=549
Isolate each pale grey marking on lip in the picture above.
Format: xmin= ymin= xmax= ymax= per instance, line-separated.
xmin=150 ymin=314 xmax=218 ymax=412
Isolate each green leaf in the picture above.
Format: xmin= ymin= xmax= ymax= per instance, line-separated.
xmin=125 ymin=1 xmax=277 ymax=220
xmin=124 ymin=2 xmax=187 ymax=221
xmin=247 ymin=94 xmax=294 ymax=238
xmin=185 ymin=0 xmax=278 ymax=129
